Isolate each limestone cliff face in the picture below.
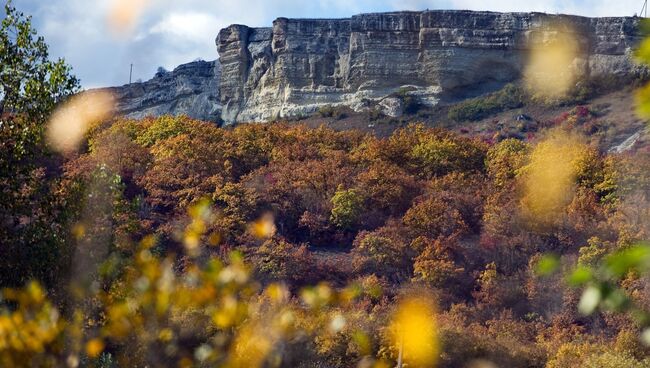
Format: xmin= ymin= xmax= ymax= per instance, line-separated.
xmin=103 ymin=60 xmax=222 ymax=122
xmin=217 ymin=11 xmax=644 ymax=123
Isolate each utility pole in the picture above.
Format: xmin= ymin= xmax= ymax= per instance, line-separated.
xmin=129 ymin=63 xmax=133 ymax=84
xmin=642 ymin=0 xmax=648 ymax=17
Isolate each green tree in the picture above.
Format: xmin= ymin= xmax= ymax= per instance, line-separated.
xmin=330 ymin=185 xmax=365 ymax=230
xmin=352 ymin=232 xmax=413 ymax=281
xmin=0 ymin=2 xmax=80 ymax=288
xmin=1 ymin=1 xmax=80 ymax=160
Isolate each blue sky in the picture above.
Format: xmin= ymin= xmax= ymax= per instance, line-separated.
xmin=13 ymin=0 xmax=646 ymax=88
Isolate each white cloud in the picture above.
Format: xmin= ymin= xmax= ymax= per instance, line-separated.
xmin=442 ymin=0 xmax=641 ymax=16
xmin=145 ymin=12 xmax=221 ymax=41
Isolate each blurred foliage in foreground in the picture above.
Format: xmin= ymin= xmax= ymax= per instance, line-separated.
xmin=0 ymin=199 xmax=444 ymax=368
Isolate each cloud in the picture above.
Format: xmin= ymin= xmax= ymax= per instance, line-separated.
xmin=145 ymin=12 xmax=221 ymax=41
xmin=442 ymin=0 xmax=642 ymax=16
xmin=16 ymin=0 xmax=642 ymax=88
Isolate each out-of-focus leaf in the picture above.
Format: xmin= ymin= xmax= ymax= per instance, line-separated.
xmin=352 ymin=330 xmax=371 ymax=355
xmin=642 ymin=328 xmax=650 ymax=347
xmin=535 ymin=254 xmax=560 ymax=276
xmin=567 ymin=266 xmax=593 ymax=286
xmin=635 ymin=83 xmax=650 ymax=119
xmin=601 ymin=289 xmax=630 ymax=312
xmin=389 ymin=297 xmax=438 ymax=367
xmin=86 ymin=338 xmax=105 ymax=358
xmin=578 ymin=285 xmax=602 ymax=315
xmin=604 ymin=245 xmax=650 ymax=278
xmin=635 ymin=37 xmax=650 ymax=63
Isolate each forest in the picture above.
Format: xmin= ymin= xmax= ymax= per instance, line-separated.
xmin=4 ymin=2 xmax=650 ymax=368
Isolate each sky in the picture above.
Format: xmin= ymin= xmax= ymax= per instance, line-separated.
xmin=13 ymin=0 xmax=647 ymax=89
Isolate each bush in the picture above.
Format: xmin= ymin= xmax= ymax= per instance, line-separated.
xmin=134 ymin=115 xmax=194 ymax=147
xmin=330 ymin=185 xmax=365 ymax=230
xmin=317 ymin=105 xmax=348 ymax=120
xmin=394 ymin=87 xmax=422 ymax=115
xmin=410 ymin=131 xmax=487 ymax=178
xmin=448 ymin=84 xmax=525 ymax=122
xmin=351 ymin=230 xmax=413 ymax=281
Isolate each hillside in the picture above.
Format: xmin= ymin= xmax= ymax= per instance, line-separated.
xmin=6 ymin=4 xmax=650 ymax=368
xmin=295 ymin=85 xmax=648 ymax=153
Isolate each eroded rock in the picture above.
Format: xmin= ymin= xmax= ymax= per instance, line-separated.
xmin=100 ymin=60 xmax=222 ymax=123
xmin=217 ymin=11 xmax=645 ymax=123
xmin=378 ymin=97 xmax=404 ymax=118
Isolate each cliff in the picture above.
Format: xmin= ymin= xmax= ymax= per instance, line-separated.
xmin=102 ymin=60 xmax=222 ymax=122
xmin=217 ymin=10 xmax=645 ymax=123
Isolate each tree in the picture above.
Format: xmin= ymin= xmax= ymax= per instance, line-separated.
xmin=243 ymin=152 xmax=356 ymax=243
xmin=134 ymin=115 xmax=196 ymax=147
xmin=250 ymin=238 xmax=319 ymax=287
xmin=352 ymin=230 xmax=412 ymax=282
xmin=354 ymin=161 xmax=419 ymax=219
xmin=138 ymin=133 xmax=226 ymax=213
xmin=0 ymin=1 xmax=80 ymax=158
xmin=409 ymin=129 xmax=487 ymax=179
xmin=0 ymin=2 xmax=80 ymax=288
xmin=330 ymin=185 xmax=365 ymax=230
xmin=213 ymin=182 xmax=260 ymax=241
xmin=485 ymin=138 xmax=529 ymax=187
xmin=412 ymin=236 xmax=465 ymax=290
xmin=155 ymin=66 xmax=168 ymax=77
xmin=403 ymin=196 xmax=468 ymax=240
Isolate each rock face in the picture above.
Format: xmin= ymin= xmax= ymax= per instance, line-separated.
xmin=217 ymin=10 xmax=645 ymax=123
xmin=102 ymin=60 xmax=222 ymax=122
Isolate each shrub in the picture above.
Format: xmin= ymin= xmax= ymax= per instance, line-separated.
xmin=448 ymin=84 xmax=525 ymax=122
xmin=410 ymin=131 xmax=487 ymax=178
xmin=317 ymin=105 xmax=348 ymax=120
xmin=394 ymin=88 xmax=422 ymax=115
xmin=351 ymin=230 xmax=413 ymax=281
xmin=134 ymin=115 xmax=195 ymax=147
xmin=330 ymin=185 xmax=365 ymax=230
xmin=485 ymin=138 xmax=530 ymax=187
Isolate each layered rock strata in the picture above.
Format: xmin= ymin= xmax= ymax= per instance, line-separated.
xmin=217 ymin=11 xmax=644 ymax=123
xmin=102 ymin=60 xmax=222 ymax=122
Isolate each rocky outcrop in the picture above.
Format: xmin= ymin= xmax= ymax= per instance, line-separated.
xmin=102 ymin=60 xmax=222 ymax=122
xmin=217 ymin=11 xmax=645 ymax=123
